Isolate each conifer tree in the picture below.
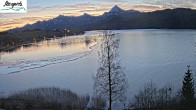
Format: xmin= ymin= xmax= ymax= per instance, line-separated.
xmin=182 ymin=65 xmax=195 ymax=108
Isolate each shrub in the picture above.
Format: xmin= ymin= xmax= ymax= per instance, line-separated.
xmin=0 ymin=87 xmax=90 ymax=110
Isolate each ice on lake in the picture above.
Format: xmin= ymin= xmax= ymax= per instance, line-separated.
xmin=0 ymin=29 xmax=196 ymax=100
xmin=0 ymin=35 xmax=97 ymax=75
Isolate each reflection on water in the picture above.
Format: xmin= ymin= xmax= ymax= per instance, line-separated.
xmin=1 ymin=45 xmax=22 ymax=53
xmin=0 ymin=35 xmax=98 ymax=74
xmin=1 ymin=30 xmax=196 ymax=100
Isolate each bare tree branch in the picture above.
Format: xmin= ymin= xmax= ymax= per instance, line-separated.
xmin=93 ymin=31 xmax=128 ymax=110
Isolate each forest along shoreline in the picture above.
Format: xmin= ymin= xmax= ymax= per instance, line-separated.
xmin=0 ymin=29 xmax=84 ymax=52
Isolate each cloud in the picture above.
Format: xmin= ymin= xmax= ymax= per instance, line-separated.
xmin=0 ymin=16 xmax=53 ymax=32
xmin=22 ymin=1 xmax=196 ymax=17
xmin=96 ymin=0 xmax=128 ymax=3
xmin=0 ymin=14 xmax=4 ymax=17
xmin=129 ymin=5 xmax=162 ymax=12
xmin=0 ymin=3 xmax=111 ymax=31
xmin=0 ymin=2 xmax=174 ymax=31
xmin=1 ymin=1 xmax=196 ymax=32
xmin=25 ymin=3 xmax=106 ymax=16
xmin=143 ymin=0 xmax=196 ymax=9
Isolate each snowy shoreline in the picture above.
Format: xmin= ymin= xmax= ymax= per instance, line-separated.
xmin=0 ymin=35 xmax=99 ymax=75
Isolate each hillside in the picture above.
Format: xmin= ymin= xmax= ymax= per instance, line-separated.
xmin=10 ymin=6 xmax=196 ymax=32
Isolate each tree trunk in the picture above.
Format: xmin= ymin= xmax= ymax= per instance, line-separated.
xmin=108 ymin=46 xmax=112 ymax=110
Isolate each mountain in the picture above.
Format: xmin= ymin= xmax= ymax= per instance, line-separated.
xmin=110 ymin=5 xmax=124 ymax=12
xmin=10 ymin=6 xmax=196 ymax=32
xmin=103 ymin=5 xmax=125 ymax=16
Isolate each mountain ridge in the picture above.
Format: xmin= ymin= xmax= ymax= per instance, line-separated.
xmin=10 ymin=6 xmax=196 ymax=32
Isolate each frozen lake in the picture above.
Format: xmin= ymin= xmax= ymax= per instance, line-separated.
xmin=0 ymin=29 xmax=196 ymax=99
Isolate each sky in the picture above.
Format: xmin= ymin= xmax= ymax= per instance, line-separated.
xmin=0 ymin=0 xmax=196 ymax=32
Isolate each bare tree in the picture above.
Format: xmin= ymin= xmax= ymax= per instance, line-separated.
xmin=131 ymin=82 xmax=175 ymax=110
xmin=0 ymin=52 xmax=2 ymax=60
xmin=93 ymin=31 xmax=128 ymax=110
xmin=1 ymin=87 xmax=90 ymax=110
xmin=157 ymin=85 xmax=172 ymax=109
xmin=0 ymin=52 xmax=2 ymax=66
xmin=133 ymin=81 xmax=157 ymax=110
xmin=89 ymin=96 xmax=106 ymax=109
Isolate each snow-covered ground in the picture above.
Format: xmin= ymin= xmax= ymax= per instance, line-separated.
xmin=0 ymin=35 xmax=97 ymax=75
xmin=0 ymin=30 xmax=196 ymax=103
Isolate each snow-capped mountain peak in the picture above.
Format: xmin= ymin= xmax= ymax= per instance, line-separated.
xmin=109 ymin=5 xmax=124 ymax=13
xmin=81 ymin=13 xmax=91 ymax=17
xmin=102 ymin=5 xmax=126 ymax=16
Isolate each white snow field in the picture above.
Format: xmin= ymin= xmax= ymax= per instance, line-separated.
xmin=0 ymin=30 xmax=196 ymax=106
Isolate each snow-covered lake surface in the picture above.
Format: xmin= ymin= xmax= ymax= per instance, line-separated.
xmin=0 ymin=29 xmax=196 ymax=100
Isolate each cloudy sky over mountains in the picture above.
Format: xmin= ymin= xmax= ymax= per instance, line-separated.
xmin=0 ymin=0 xmax=196 ymax=32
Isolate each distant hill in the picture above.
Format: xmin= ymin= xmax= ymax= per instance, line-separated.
xmin=10 ymin=5 xmax=196 ymax=32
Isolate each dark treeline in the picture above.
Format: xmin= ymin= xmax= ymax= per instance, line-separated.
xmin=0 ymin=29 xmax=84 ymax=52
